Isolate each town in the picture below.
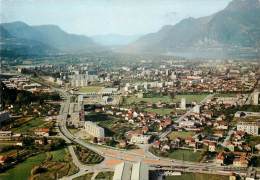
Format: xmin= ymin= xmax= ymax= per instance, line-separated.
xmin=0 ymin=57 xmax=260 ymax=180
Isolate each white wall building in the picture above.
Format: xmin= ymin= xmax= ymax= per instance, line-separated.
xmin=84 ymin=121 xmax=105 ymax=138
xmin=180 ymin=98 xmax=186 ymax=110
xmin=253 ymin=91 xmax=259 ymax=105
xmin=193 ymin=105 xmax=201 ymax=114
xmin=237 ymin=121 xmax=259 ymax=136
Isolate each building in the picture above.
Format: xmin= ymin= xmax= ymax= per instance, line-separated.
xmin=34 ymin=128 xmax=50 ymax=137
xmin=180 ymin=98 xmax=186 ymax=110
xmin=84 ymin=121 xmax=105 ymax=138
xmin=237 ymin=121 xmax=260 ymax=136
xmin=0 ymin=111 xmax=10 ymax=127
xmin=113 ymin=162 xmax=149 ymax=180
xmin=208 ymin=142 xmax=216 ymax=152
xmin=70 ymin=74 xmax=89 ymax=87
xmin=193 ymin=105 xmax=200 ymax=114
xmin=0 ymin=131 xmax=12 ymax=140
xmin=130 ymin=134 xmax=151 ymax=144
xmin=252 ymin=91 xmax=259 ymax=105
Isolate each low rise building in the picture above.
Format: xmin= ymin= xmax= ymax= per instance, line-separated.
xmin=34 ymin=128 xmax=50 ymax=137
xmin=84 ymin=121 xmax=105 ymax=138
xmin=0 ymin=131 xmax=12 ymax=140
xmin=130 ymin=134 xmax=151 ymax=144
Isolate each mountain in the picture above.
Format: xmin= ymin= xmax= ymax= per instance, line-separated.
xmin=0 ymin=21 xmax=103 ymax=57
xmin=126 ymin=0 xmax=260 ymax=58
xmin=92 ymin=34 xmax=141 ymax=46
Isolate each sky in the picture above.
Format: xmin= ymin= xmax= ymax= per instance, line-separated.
xmin=0 ymin=0 xmax=233 ymax=36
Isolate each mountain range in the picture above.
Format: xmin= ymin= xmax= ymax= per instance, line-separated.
xmin=125 ymin=0 xmax=260 ymax=58
xmin=1 ymin=0 xmax=260 ymax=59
xmin=0 ymin=21 xmax=103 ymax=57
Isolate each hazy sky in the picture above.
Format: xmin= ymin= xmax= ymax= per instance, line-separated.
xmin=1 ymin=0 xmax=232 ymax=36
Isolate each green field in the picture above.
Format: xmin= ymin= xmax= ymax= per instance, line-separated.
xmin=49 ymin=148 xmax=66 ymax=162
xmin=125 ymin=94 xmax=208 ymax=105
xmin=168 ymin=149 xmax=204 ymax=162
xmin=168 ymin=131 xmax=195 ymax=140
xmin=144 ymin=108 xmax=173 ymax=115
xmin=79 ymin=86 xmax=103 ymax=93
xmin=165 ymin=173 xmax=229 ymax=180
xmin=0 ymin=153 xmax=46 ymax=180
xmin=0 ymin=148 xmax=78 ymax=180
xmin=12 ymin=117 xmax=47 ymax=133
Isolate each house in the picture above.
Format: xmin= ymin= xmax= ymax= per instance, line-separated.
xmin=215 ymin=121 xmax=228 ymax=130
xmin=188 ymin=140 xmax=196 ymax=148
xmin=153 ymin=140 xmax=161 ymax=149
xmin=0 ymin=155 xmax=7 ymax=165
xmin=216 ymin=152 xmax=225 ymax=164
xmin=208 ymin=142 xmax=216 ymax=152
xmin=130 ymin=134 xmax=151 ymax=144
xmin=118 ymin=140 xmax=127 ymax=148
xmin=213 ymin=130 xmax=225 ymax=138
xmin=233 ymin=154 xmax=249 ymax=168
xmin=34 ymin=128 xmax=50 ymax=137
xmin=161 ymin=144 xmax=170 ymax=152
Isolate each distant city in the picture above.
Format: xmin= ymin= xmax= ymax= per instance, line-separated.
xmin=0 ymin=0 xmax=260 ymax=180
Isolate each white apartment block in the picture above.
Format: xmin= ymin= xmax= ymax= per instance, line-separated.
xmin=180 ymin=98 xmax=186 ymax=110
xmin=237 ymin=121 xmax=259 ymax=136
xmin=84 ymin=121 xmax=105 ymax=138
xmin=253 ymin=91 xmax=259 ymax=105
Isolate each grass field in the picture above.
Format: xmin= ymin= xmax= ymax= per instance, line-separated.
xmin=165 ymin=173 xmax=229 ymax=180
xmin=168 ymin=149 xmax=204 ymax=162
xmin=0 ymin=148 xmax=79 ymax=180
xmin=12 ymin=117 xmax=47 ymax=133
xmin=0 ymin=153 xmax=46 ymax=180
xmin=168 ymin=131 xmax=195 ymax=140
xmin=33 ymin=148 xmax=79 ymax=179
xmin=49 ymin=148 xmax=66 ymax=162
xmin=125 ymin=94 xmax=208 ymax=105
xmin=144 ymin=108 xmax=173 ymax=115
xmin=79 ymin=86 xmax=103 ymax=93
